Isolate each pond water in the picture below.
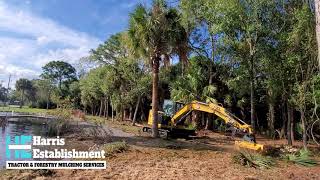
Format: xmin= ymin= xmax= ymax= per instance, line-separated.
xmin=0 ymin=119 xmax=47 ymax=168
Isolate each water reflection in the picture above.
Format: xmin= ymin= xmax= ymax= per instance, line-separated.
xmin=0 ymin=119 xmax=46 ymax=168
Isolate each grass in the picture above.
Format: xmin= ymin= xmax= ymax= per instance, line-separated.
xmin=0 ymin=106 xmax=50 ymax=114
xmin=0 ymin=106 xmax=142 ymax=135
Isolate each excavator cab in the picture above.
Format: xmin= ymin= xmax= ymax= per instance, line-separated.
xmin=163 ymin=100 xmax=184 ymax=117
xmin=144 ymin=100 xmax=196 ymax=138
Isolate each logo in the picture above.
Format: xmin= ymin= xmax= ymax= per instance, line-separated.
xmin=3 ymin=135 xmax=107 ymax=169
xmin=6 ymin=135 xmax=32 ymax=159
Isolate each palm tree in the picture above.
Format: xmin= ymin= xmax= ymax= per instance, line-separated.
xmin=15 ymin=78 xmax=33 ymax=108
xmin=128 ymin=0 xmax=174 ymax=137
xmin=167 ymin=8 xmax=190 ymax=72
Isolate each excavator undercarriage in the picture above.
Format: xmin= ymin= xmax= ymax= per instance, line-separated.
xmin=143 ymin=100 xmax=264 ymax=152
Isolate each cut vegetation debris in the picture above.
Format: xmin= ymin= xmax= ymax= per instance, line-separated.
xmin=283 ymin=149 xmax=318 ymax=167
xmin=104 ymin=141 xmax=129 ymax=156
xmin=233 ymin=151 xmax=275 ymax=169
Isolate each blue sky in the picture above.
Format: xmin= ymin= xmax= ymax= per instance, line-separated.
xmin=0 ymin=0 xmax=153 ymax=87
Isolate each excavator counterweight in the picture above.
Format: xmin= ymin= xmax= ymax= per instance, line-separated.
xmin=143 ymin=100 xmax=264 ymax=152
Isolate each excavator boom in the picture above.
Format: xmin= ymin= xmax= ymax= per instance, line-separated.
xmin=171 ymin=101 xmax=252 ymax=134
xmin=144 ymin=100 xmax=264 ymax=152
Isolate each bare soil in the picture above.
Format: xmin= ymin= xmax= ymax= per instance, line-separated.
xmin=1 ymin=125 xmax=320 ymax=180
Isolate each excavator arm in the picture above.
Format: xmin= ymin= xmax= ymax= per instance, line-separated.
xmin=144 ymin=100 xmax=264 ymax=151
xmin=170 ymin=101 xmax=264 ymax=151
xmin=172 ymin=101 xmax=252 ymax=134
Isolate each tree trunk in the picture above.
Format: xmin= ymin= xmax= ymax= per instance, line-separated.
xmin=84 ymin=104 xmax=87 ymax=114
xmin=163 ymin=54 xmax=170 ymax=68
xmin=91 ymin=102 xmax=94 ymax=116
xmin=250 ymin=56 xmax=255 ymax=131
xmin=179 ymin=48 xmax=188 ymax=74
xmin=315 ymin=0 xmax=320 ymax=70
xmin=20 ymin=90 xmax=24 ymax=108
xmin=58 ymin=78 xmax=62 ymax=92
xmin=268 ymin=102 xmax=275 ymax=135
xmin=201 ymin=112 xmax=206 ymax=128
xmin=103 ymin=97 xmax=107 ymax=118
xmin=205 ymin=116 xmax=209 ymax=130
xmin=287 ymin=104 xmax=293 ymax=146
xmin=99 ymin=100 xmax=103 ymax=117
xmin=291 ymin=115 xmax=294 ymax=143
xmin=280 ymin=101 xmax=287 ymax=139
xmin=132 ymin=96 xmax=141 ymax=126
xmin=152 ymin=56 xmax=160 ymax=138
xmin=111 ymin=104 xmax=114 ymax=122
xmin=301 ymin=110 xmax=308 ymax=149
xmin=129 ymin=106 xmax=133 ymax=120
xmin=46 ymin=91 xmax=50 ymax=110
xmin=121 ymin=107 xmax=125 ymax=121
xmin=205 ymin=114 xmax=213 ymax=130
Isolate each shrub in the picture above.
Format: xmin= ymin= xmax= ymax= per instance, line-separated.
xmin=47 ymin=119 xmax=69 ymax=136
xmin=46 ymin=108 xmax=72 ymax=136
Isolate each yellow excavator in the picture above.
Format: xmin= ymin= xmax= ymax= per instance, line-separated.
xmin=142 ymin=100 xmax=264 ymax=151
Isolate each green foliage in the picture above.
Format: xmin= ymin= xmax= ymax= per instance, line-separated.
xmin=46 ymin=108 xmax=72 ymax=136
xmin=46 ymin=119 xmax=69 ymax=137
xmin=32 ymin=79 xmax=56 ymax=109
xmin=0 ymin=84 xmax=8 ymax=103
xmin=12 ymin=0 xmax=320 ymax=146
xmin=15 ymin=78 xmax=35 ymax=107
xmin=170 ymin=58 xmax=220 ymax=103
xmin=283 ymin=149 xmax=318 ymax=167
xmin=41 ymin=61 xmax=77 ymax=97
xmin=232 ymin=151 xmax=275 ymax=169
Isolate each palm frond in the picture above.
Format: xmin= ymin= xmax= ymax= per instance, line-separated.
xmin=233 ymin=151 xmax=275 ymax=169
xmin=283 ymin=149 xmax=318 ymax=167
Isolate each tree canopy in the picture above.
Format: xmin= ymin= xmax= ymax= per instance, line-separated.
xmin=11 ymin=0 xmax=320 ymax=148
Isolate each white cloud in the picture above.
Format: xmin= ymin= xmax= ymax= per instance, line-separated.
xmin=0 ymin=1 xmax=100 ymax=88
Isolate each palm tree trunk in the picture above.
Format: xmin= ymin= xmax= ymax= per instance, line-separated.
xmin=152 ymin=56 xmax=160 ymax=138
